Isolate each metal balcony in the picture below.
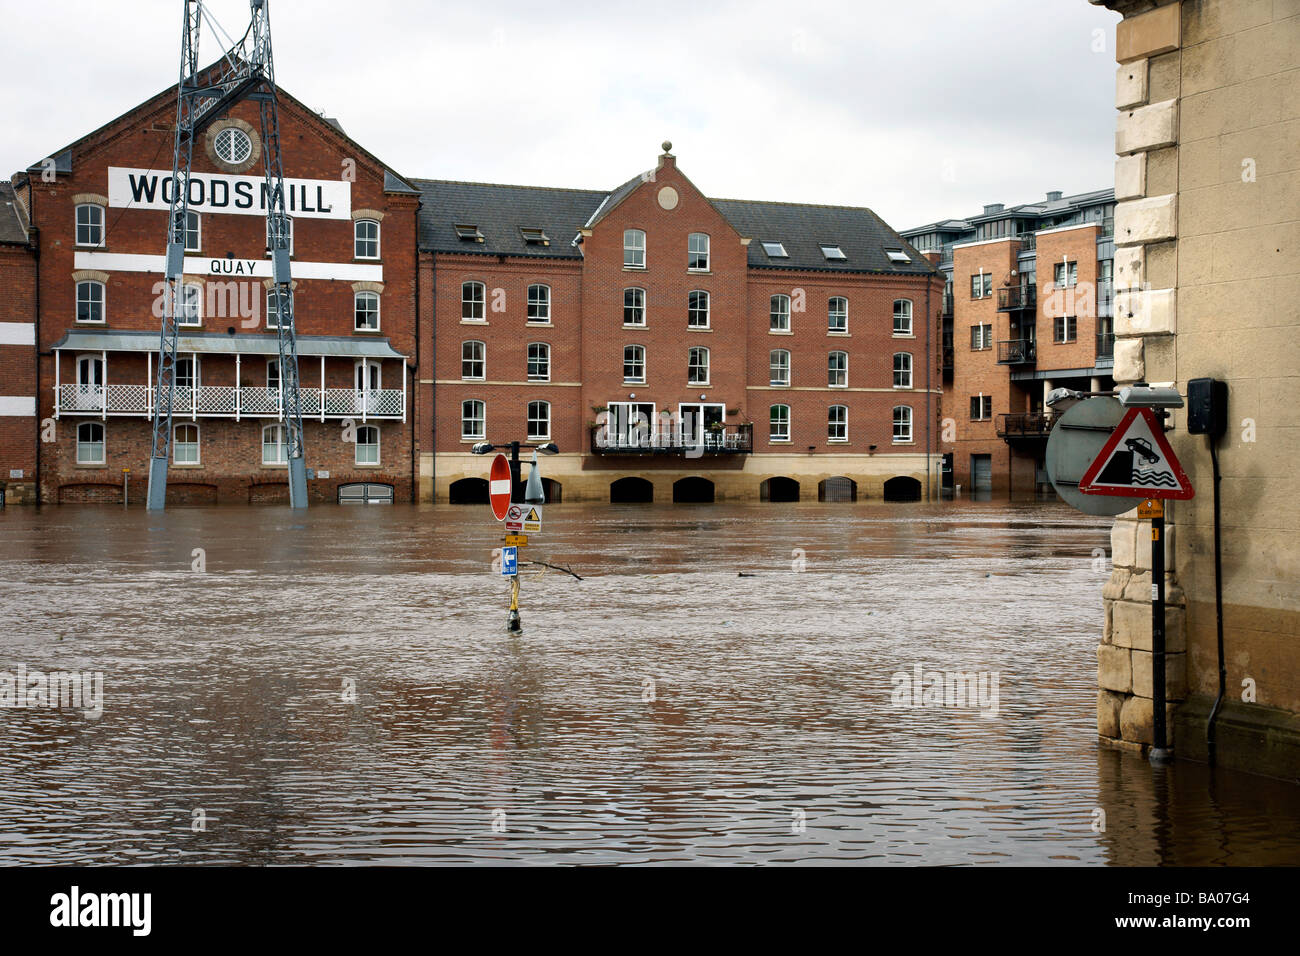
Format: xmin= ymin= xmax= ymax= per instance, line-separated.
xmin=997 ymin=285 xmax=1036 ymax=311
xmin=996 ymin=339 xmax=1037 ymax=365
xmin=54 ymin=383 xmax=406 ymax=421
xmin=590 ymin=424 xmax=753 ymax=456
xmin=996 ymin=413 xmax=1053 ymax=439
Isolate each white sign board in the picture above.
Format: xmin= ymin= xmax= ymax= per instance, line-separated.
xmin=108 ymin=167 xmax=351 ymax=220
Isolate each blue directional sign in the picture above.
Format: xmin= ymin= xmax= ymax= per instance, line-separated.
xmin=501 ymin=546 xmax=518 ymax=576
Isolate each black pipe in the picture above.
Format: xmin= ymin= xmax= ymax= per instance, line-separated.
xmin=924 ymin=280 xmax=932 ymax=501
xmin=30 ymin=215 xmax=41 ymax=509
xmin=1205 ymin=437 xmax=1226 ymax=764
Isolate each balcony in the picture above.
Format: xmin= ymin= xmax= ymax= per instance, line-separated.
xmin=996 ymin=339 xmax=1037 ymax=365
xmin=997 ymin=285 xmax=1036 ymax=311
xmin=1096 ymin=331 xmax=1115 ymax=368
xmin=55 ymin=383 xmax=406 ymax=421
xmin=996 ymin=413 xmax=1053 ymax=439
xmin=590 ymin=424 xmax=753 ymax=456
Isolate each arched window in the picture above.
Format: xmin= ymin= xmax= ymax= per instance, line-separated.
xmin=623 ymin=344 xmax=645 ymax=383
xmin=354 ymin=291 xmax=380 ymax=331
xmin=893 ymin=405 xmax=913 ymax=443
xmin=76 ymin=422 xmax=104 ymax=464
xmin=76 ymin=280 xmax=104 ymax=323
xmin=624 ymin=229 xmax=646 ymax=268
xmin=174 ymin=423 xmax=200 ymax=464
xmin=179 ymin=283 xmax=203 ymax=327
xmin=527 ymin=343 xmax=550 ymax=381
xmin=688 ymin=233 xmax=710 ymax=271
xmin=828 ymin=350 xmax=848 ymax=387
xmin=893 ymin=298 xmax=913 ymax=335
xmin=462 ymin=281 xmax=486 ymax=321
xmin=828 ymin=296 xmax=848 ymax=333
xmin=354 ymin=219 xmax=380 ymax=259
xmin=769 ymin=404 xmax=790 ymax=442
xmin=527 ymin=284 xmax=551 ymax=323
xmin=893 ymin=352 xmax=913 ymax=388
xmin=75 ymin=204 xmax=104 ymax=247
xmin=528 ymin=400 xmax=551 ymax=440
xmin=262 ymin=424 xmax=287 ymax=465
xmin=770 ymin=294 xmax=791 ymax=332
xmin=461 ymin=400 xmax=485 ymax=439
xmin=461 ymin=340 xmax=485 ymax=380
xmin=828 ymin=405 xmax=848 ymax=442
xmin=354 ymin=359 xmax=380 ymax=391
xmin=687 ymin=290 xmax=709 ymax=328
xmin=623 ymin=287 xmax=646 ymax=326
xmin=355 ymin=425 xmax=379 ymax=465
xmin=688 ymin=346 xmax=709 ymax=384
xmin=769 ymin=349 xmax=790 ymax=386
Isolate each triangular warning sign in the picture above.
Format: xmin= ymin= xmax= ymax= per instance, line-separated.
xmin=1078 ymin=407 xmax=1194 ymax=499
xmin=525 ymin=508 xmax=540 ymax=522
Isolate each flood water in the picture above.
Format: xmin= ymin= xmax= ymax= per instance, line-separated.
xmin=1 ymin=499 xmax=1298 ymax=865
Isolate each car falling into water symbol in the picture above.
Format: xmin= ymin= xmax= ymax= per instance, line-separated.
xmin=1125 ymin=437 xmax=1161 ymax=464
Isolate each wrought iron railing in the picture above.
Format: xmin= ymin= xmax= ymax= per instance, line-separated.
xmin=590 ymin=424 xmax=753 ymax=456
xmin=996 ymin=413 xmax=1053 ymax=438
xmin=55 ymin=384 xmax=405 ymax=420
xmin=997 ymin=285 xmax=1036 ymax=311
xmin=996 ymin=339 xmax=1037 ymax=365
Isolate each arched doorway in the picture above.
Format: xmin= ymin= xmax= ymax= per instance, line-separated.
xmin=448 ymin=477 xmax=489 ymax=504
xmin=883 ymin=476 xmax=923 ymax=502
xmin=610 ymin=476 xmax=654 ymax=503
xmin=760 ymin=476 xmax=800 ymax=502
xmin=818 ymin=476 xmax=857 ymax=502
xmin=540 ymin=478 xmax=562 ymax=504
xmin=672 ymin=476 xmax=714 ymax=503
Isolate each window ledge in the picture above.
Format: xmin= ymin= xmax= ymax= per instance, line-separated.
xmin=686 ymin=327 xmax=712 ymax=332
xmin=74 ymin=462 xmax=107 ymax=469
xmin=828 ymin=331 xmax=850 ymax=337
xmin=769 ymin=383 xmax=789 ymax=388
xmin=769 ymin=438 xmax=791 ymax=444
xmin=893 ymin=333 xmax=916 ymax=339
xmin=353 ymin=329 xmax=383 ymax=335
xmin=460 ymin=437 xmax=486 ymax=444
xmin=769 ymin=329 xmax=793 ymax=336
xmin=622 ymin=323 xmax=646 ymax=330
xmin=354 ymin=463 xmax=383 ymax=469
xmin=172 ymin=463 xmax=205 ymax=469
xmin=688 ymin=382 xmax=711 ymax=388
xmin=891 ymin=440 xmax=915 ymax=446
xmin=525 ymin=321 xmax=553 ymax=327
xmin=526 ymin=378 xmax=551 ymax=384
xmin=260 ymin=464 xmax=289 ymax=470
xmin=460 ymin=319 xmax=488 ymax=325
xmin=687 ymin=270 xmax=711 ymax=276
xmin=623 ymin=266 xmax=647 ymax=272
xmin=827 ymin=439 xmax=849 ymax=444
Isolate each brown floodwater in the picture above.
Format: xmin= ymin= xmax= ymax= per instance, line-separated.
xmin=0 ymin=498 xmax=1297 ymax=865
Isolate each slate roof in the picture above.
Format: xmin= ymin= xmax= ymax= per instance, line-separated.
xmin=0 ymin=181 xmax=29 ymax=244
xmin=901 ymin=187 xmax=1116 ymax=237
xmin=415 ymin=177 xmax=934 ymax=275
xmin=50 ymin=328 xmax=406 ymax=359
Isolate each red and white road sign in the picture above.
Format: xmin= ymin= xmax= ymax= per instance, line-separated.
xmin=1078 ymin=407 xmax=1194 ymax=499
xmin=489 ymin=454 xmax=512 ymax=520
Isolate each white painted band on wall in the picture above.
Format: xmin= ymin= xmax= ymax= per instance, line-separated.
xmin=0 ymin=323 xmax=36 ymax=346
xmin=74 ymin=252 xmax=382 ymax=283
xmin=0 ymin=396 xmax=37 ymax=416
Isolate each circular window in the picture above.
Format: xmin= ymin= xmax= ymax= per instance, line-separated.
xmin=214 ymin=127 xmax=253 ymax=165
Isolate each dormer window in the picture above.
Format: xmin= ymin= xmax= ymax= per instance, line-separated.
xmin=820 ymin=243 xmax=847 ymax=261
xmin=520 ymin=227 xmax=550 ymax=246
xmin=885 ymin=248 xmax=912 ymax=264
xmin=761 ymin=241 xmax=788 ymax=258
xmin=455 ymin=223 xmax=484 ymax=242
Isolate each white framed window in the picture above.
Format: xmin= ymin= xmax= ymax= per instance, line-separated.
xmin=75 ymin=204 xmax=104 ymax=247
xmin=970 ymin=273 xmax=992 ymax=298
xmin=354 ymin=219 xmax=380 ymax=259
xmin=461 ymin=400 xmax=485 ymax=440
xmin=623 ymin=344 xmax=645 ymax=384
xmin=527 ymin=284 xmax=551 ymax=323
xmin=687 ymin=290 xmax=710 ymax=328
xmin=970 ymin=324 xmax=992 ymax=350
xmin=355 ymin=425 xmax=379 ymax=465
xmin=183 ymin=210 xmax=201 ymax=252
xmin=265 ymin=216 xmax=293 ymax=256
xmin=76 ymin=422 xmax=105 ymax=464
xmin=770 ymin=294 xmax=791 ymax=332
xmin=527 ymin=342 xmax=550 ymax=381
xmin=355 ymin=291 xmax=380 ymax=331
xmin=688 ymin=233 xmax=710 ymax=271
xmin=893 ymin=299 xmax=913 ymax=335
xmin=462 ymin=281 xmax=485 ymax=321
xmin=76 ymin=354 xmax=104 ymax=390
xmin=1054 ymin=260 xmax=1078 ymax=288
xmin=174 ymin=356 xmax=198 ymax=391
xmin=1054 ymin=315 xmax=1078 ymax=343
xmin=769 ymin=404 xmax=790 ymax=442
xmin=893 ymin=352 xmax=913 ymax=388
xmin=179 ymin=283 xmax=202 ymax=327
xmin=355 ymin=360 xmax=381 ymax=392
xmin=174 ymin=423 xmax=199 ymax=464
xmin=624 ymin=287 xmax=646 ymax=326
xmin=527 ymin=400 xmax=551 ymax=441
xmin=687 ymin=346 xmax=709 ymax=385
xmin=624 ymin=229 xmax=646 ymax=268
xmin=828 ymin=350 xmax=847 ymax=387
xmin=461 ymin=340 xmax=485 ymax=380
xmin=970 ymin=395 xmax=993 ymax=421
xmin=828 ymin=405 xmax=848 ymax=442
xmin=266 ymin=358 xmax=280 ymax=389
xmin=828 ymin=296 xmax=848 ymax=333
xmin=893 ymin=405 xmax=913 ymax=443
xmin=266 ymin=290 xmax=291 ymax=329
xmin=76 ymin=280 xmax=105 ymax=324
xmin=769 ymin=349 xmax=790 ymax=386
xmin=262 ymin=424 xmax=287 ymax=465
xmin=214 ymin=126 xmax=253 ymax=165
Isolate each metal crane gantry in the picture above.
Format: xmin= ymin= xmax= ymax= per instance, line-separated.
xmin=146 ymin=0 xmax=308 ymax=510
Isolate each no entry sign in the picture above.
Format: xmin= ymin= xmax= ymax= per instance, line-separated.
xmin=489 ymin=454 xmax=512 ymax=520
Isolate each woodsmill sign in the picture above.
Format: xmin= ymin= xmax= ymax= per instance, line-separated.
xmin=107 ymin=166 xmax=352 ymax=220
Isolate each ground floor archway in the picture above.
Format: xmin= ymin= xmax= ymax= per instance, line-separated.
xmin=818 ymin=476 xmax=857 ymax=502
xmin=672 ymin=476 xmax=715 ymax=503
xmin=883 ymin=476 xmax=923 ymax=502
xmin=448 ymin=477 xmax=489 ymax=504
xmin=610 ymin=476 xmax=654 ymax=503
xmin=760 ymin=476 xmax=800 ymax=502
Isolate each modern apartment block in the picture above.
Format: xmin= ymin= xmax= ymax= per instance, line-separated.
xmin=902 ymin=188 xmax=1117 ymax=496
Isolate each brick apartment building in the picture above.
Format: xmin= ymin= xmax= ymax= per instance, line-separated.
xmin=0 ymin=74 xmax=942 ymax=506
xmin=902 ymin=188 xmax=1117 ymax=496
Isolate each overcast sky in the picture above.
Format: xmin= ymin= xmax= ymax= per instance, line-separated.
xmin=1 ymin=0 xmax=1121 ymax=230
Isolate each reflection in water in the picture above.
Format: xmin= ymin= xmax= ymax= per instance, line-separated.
xmin=0 ymin=500 xmax=1298 ymax=864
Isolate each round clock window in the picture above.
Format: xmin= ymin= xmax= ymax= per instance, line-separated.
xmin=214 ymin=127 xmax=253 ymax=165
xmin=657 ymin=186 xmax=679 ymax=210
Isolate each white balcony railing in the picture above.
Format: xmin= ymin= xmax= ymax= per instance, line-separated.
xmin=55 ymin=383 xmax=405 ymax=421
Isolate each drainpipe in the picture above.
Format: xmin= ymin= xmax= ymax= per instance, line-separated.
xmin=410 ymin=238 xmax=420 ymax=504
xmin=30 ymin=218 xmax=42 ymax=509
xmin=924 ymin=278 xmax=931 ymax=501
xmin=1205 ymin=436 xmax=1226 ymax=764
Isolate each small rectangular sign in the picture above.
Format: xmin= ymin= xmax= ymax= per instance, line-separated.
xmin=505 ymin=534 xmax=528 ymax=547
xmin=1137 ymin=499 xmax=1163 ymax=518
xmin=501 ymin=546 xmax=518 ymax=576
xmin=522 ymin=505 xmax=542 ymax=533
xmin=8 ymin=469 xmax=22 ymax=479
